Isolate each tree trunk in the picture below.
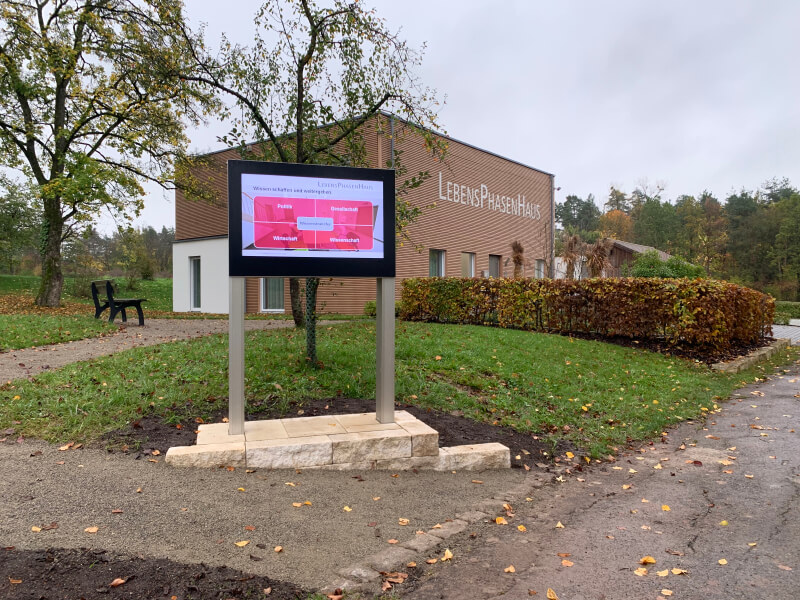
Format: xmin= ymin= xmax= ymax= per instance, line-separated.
xmin=289 ymin=277 xmax=304 ymax=326
xmin=305 ymin=277 xmax=320 ymax=368
xmin=35 ymin=203 xmax=64 ymax=307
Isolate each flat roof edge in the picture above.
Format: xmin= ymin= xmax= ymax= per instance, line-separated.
xmin=190 ymin=112 xmax=555 ymax=179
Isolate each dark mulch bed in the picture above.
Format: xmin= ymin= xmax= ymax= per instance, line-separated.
xmin=560 ymin=331 xmax=776 ymax=365
xmin=0 ymin=547 xmax=308 ymax=600
xmin=109 ymin=396 xmax=574 ymax=470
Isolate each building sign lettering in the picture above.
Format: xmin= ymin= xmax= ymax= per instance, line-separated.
xmin=438 ymin=172 xmax=541 ymax=220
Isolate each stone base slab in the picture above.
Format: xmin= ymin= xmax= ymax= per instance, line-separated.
xmin=166 ymin=411 xmax=510 ymax=472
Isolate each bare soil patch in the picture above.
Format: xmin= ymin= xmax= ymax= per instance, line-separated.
xmin=0 ymin=547 xmax=307 ymax=600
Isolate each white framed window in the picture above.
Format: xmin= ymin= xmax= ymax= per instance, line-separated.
xmin=535 ymin=259 xmax=546 ymax=279
xmin=429 ymin=249 xmax=445 ymax=277
xmin=260 ymin=277 xmax=285 ymax=312
xmin=461 ymin=252 xmax=476 ymax=277
xmin=189 ymin=256 xmax=201 ymax=310
xmin=489 ymin=254 xmax=501 ymax=278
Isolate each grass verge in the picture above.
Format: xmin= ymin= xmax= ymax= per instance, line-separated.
xmin=2 ymin=321 xmax=796 ymax=456
xmin=0 ymin=314 xmax=114 ymax=352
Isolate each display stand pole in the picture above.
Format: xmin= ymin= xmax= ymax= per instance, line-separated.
xmin=229 ymin=277 xmax=246 ymax=435
xmin=376 ymin=277 xmax=395 ymax=423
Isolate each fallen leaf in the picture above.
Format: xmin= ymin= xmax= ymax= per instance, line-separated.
xmin=634 ymin=567 xmax=648 ymax=576
xmin=640 ymin=556 xmax=657 ymax=565
xmin=111 ymin=509 xmax=123 ymax=514
xmin=343 ymin=506 xmax=352 ymax=512
xmin=671 ymin=568 xmax=688 ymax=575
xmin=8 ymin=578 xmax=22 ymax=584
xmin=387 ymin=539 xmax=398 ymax=544
xmin=555 ymin=521 xmax=565 ymax=529
xmin=546 ymin=589 xmax=559 ymax=600
xmin=662 ymin=505 xmax=671 ymax=511
xmin=720 ymin=520 xmax=728 ymax=526
xmin=561 ymin=559 xmax=574 ymax=567
xmin=136 ymin=487 xmax=142 ymax=493
xmin=109 ymin=578 xmax=127 ymax=588
xmin=407 ymin=562 xmax=417 ymax=568
xmin=292 ymin=502 xmax=302 ymax=507
xmin=274 ymin=546 xmax=283 ymax=553
xmin=30 ymin=526 xmax=41 ymax=532
xmin=566 ymin=452 xmax=574 ymax=459
xmin=58 ymin=442 xmax=74 ymax=451
xmin=84 ymin=526 xmax=99 ymax=534
xmin=748 ymin=542 xmax=757 ymax=547
xmin=656 ymin=569 xmax=669 ymax=577
xmin=426 ymin=558 xmax=438 ymax=564
xmin=237 ymin=487 xmax=245 ymax=492
xmin=285 ymin=482 xmax=296 ymax=487
xmin=398 ymin=518 xmax=410 ymax=526
xmin=718 ymin=558 xmax=727 ymax=565
xmin=518 ymin=525 xmax=527 ymax=532
xmin=778 ymin=565 xmax=792 ymax=571
xmin=504 ymin=565 xmax=516 ymax=573
xmin=661 ymin=590 xmax=673 ymax=597
xmin=234 ymin=540 xmax=250 ymax=547
xmin=442 ymin=548 xmax=453 ymax=561
xmin=653 ymin=463 xmax=663 ymax=470
xmin=496 ymin=517 xmax=508 ymax=525
xmin=372 ymin=496 xmax=381 ymax=501
xmin=244 ymin=525 xmax=256 ymax=531
xmin=471 ymin=480 xmax=483 ymax=484
xmin=745 ymin=474 xmax=754 ymax=479
xmin=622 ymin=484 xmax=632 ymax=490
xmin=381 ymin=581 xmax=392 ymax=592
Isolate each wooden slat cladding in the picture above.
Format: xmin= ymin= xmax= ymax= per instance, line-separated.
xmin=175 ymin=114 xmax=553 ymax=315
xmin=175 ymin=148 xmax=236 ymax=240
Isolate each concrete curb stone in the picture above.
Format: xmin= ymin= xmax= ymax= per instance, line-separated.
xmin=322 ymin=466 xmax=558 ymax=595
xmin=710 ymin=338 xmax=790 ymax=373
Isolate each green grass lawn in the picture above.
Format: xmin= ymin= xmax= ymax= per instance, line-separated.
xmin=2 ymin=321 xmax=795 ymax=456
xmin=0 ymin=314 xmax=113 ymax=352
xmin=0 ymin=274 xmax=174 ymax=310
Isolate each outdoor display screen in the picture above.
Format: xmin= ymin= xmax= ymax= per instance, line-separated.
xmin=228 ymin=160 xmax=395 ymax=277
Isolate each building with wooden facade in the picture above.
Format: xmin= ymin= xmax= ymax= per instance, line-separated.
xmin=172 ymin=114 xmax=555 ymax=315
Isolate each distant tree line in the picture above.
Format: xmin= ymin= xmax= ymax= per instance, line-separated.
xmin=555 ymin=178 xmax=800 ymax=300
xmin=0 ymin=181 xmax=173 ymax=291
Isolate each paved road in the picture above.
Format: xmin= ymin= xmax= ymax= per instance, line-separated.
xmin=402 ymin=359 xmax=800 ymax=600
xmin=773 ymin=325 xmax=800 ymax=346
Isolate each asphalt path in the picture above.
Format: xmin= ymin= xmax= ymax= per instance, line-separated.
xmin=403 ymin=359 xmax=800 ymax=600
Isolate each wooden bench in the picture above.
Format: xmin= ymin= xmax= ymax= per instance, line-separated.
xmin=91 ymin=280 xmax=147 ymax=326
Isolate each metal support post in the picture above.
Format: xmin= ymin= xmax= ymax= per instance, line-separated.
xmin=376 ymin=277 xmax=395 ymax=423
xmin=228 ymin=277 xmax=246 ymax=435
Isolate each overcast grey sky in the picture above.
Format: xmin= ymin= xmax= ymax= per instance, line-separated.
xmin=120 ymin=0 xmax=800 ymax=233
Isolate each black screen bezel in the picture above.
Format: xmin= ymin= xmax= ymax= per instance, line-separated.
xmin=228 ymin=160 xmax=396 ymax=278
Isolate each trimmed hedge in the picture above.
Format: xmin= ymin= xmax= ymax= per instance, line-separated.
xmin=400 ymin=277 xmax=774 ymax=351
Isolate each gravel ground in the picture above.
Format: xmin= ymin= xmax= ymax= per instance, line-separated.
xmin=0 ymin=439 xmax=524 ymax=590
xmin=1 ymin=319 xmax=307 ymax=382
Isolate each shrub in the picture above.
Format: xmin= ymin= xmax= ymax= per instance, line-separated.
xmin=623 ymin=249 xmax=705 ymax=279
xmin=774 ymin=301 xmax=800 ymax=325
xmin=363 ymin=299 xmax=401 ymax=317
xmin=401 ymin=277 xmax=774 ymax=352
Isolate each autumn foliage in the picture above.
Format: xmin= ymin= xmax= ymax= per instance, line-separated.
xmin=400 ymin=277 xmax=774 ymax=352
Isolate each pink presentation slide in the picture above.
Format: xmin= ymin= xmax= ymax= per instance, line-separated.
xmin=253 ymin=197 xmax=374 ymax=251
